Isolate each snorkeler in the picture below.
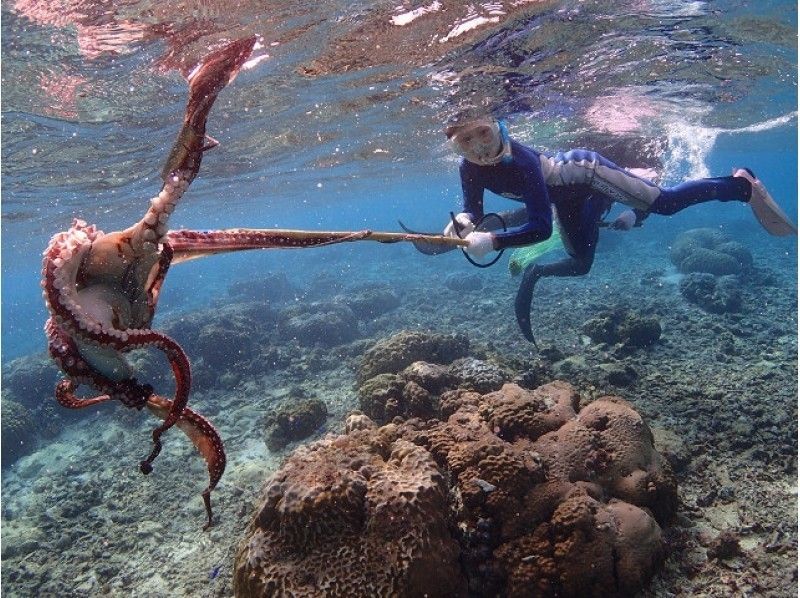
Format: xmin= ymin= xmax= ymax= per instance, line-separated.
xmin=442 ymin=116 xmax=797 ymax=343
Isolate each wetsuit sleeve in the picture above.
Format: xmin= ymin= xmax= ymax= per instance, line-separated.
xmin=460 ymin=160 xmax=485 ymax=220
xmin=493 ymin=160 xmax=553 ymax=249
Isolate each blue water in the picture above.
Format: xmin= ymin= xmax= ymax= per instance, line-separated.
xmin=3 ymin=1 xmax=798 ymax=364
xmin=2 ymin=1 xmax=798 ymax=595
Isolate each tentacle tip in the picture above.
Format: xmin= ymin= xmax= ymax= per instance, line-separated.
xmin=139 ymin=460 xmax=153 ymax=475
xmin=202 ymin=491 xmax=215 ymax=531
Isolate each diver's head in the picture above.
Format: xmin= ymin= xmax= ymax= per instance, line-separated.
xmin=445 ymin=116 xmax=510 ymax=166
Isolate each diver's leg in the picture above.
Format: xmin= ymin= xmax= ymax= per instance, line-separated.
xmin=647 ymin=171 xmax=796 ymax=235
xmin=515 ymin=195 xmax=602 ymax=343
xmin=650 ymin=176 xmax=750 ymax=215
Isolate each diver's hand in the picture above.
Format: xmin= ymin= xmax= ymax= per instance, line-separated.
xmin=463 ymin=231 xmax=495 ymax=259
xmin=443 ymin=212 xmax=475 ymax=238
xmin=610 ymin=209 xmax=637 ymax=231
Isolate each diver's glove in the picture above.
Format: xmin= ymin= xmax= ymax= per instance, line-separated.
xmin=515 ymin=263 xmax=544 ymax=344
xmin=463 ymin=231 xmax=495 ymax=259
xmin=443 ymin=212 xmax=475 ymax=238
xmin=610 ymin=209 xmax=637 ymax=231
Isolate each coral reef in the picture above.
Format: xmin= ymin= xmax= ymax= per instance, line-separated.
xmin=334 ymin=284 xmax=401 ymax=319
xmin=234 ymin=431 xmax=464 ymax=597
xmin=358 ymin=373 xmax=406 ymax=422
xmin=444 ymin=272 xmax=484 ymax=292
xmin=669 ymin=228 xmax=753 ymax=276
xmin=401 ymin=361 xmax=456 ymax=394
xmin=357 ymin=356 xmax=509 ymax=424
xmin=1 ymin=355 xmax=61 ymax=412
xmin=357 ymin=330 xmax=470 ymax=383
xmin=679 ymin=273 xmax=742 ymax=314
xmin=234 ymin=380 xmax=677 ymax=597
xmin=449 ymin=357 xmax=509 ymax=394
xmin=1 ymin=399 xmax=38 ymax=466
xmin=581 ymin=308 xmax=662 ymax=350
xmin=228 ymin=272 xmax=298 ymax=303
xmin=264 ymin=398 xmax=328 ymax=451
xmin=357 ymin=372 xmax=436 ymax=424
xmin=278 ymin=301 xmax=359 ymax=347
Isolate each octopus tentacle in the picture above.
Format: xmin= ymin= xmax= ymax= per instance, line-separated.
xmin=165 ymin=229 xmax=373 ymax=263
xmin=48 ymin=317 xmax=222 ymax=527
xmin=146 ymin=395 xmax=226 ymax=530
xmin=55 ymin=379 xmax=111 ymax=409
xmin=137 ymin=334 xmax=191 ymax=473
xmin=146 ymin=243 xmax=174 ymax=316
xmin=47 ymin=318 xmax=155 ymax=409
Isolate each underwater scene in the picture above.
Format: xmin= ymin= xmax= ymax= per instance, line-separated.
xmin=1 ymin=0 xmax=797 ymax=596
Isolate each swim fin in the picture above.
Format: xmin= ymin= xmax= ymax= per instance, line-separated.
xmin=514 ymin=264 xmax=541 ymax=345
xmin=733 ymin=169 xmax=797 ymax=236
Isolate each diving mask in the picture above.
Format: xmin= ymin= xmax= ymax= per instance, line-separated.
xmin=448 ymin=118 xmax=511 ymax=166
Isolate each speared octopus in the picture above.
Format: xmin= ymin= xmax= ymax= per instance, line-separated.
xmin=41 ymin=36 xmax=376 ymax=529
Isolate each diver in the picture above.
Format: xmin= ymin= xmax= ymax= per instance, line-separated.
xmin=442 ymin=116 xmax=797 ymax=343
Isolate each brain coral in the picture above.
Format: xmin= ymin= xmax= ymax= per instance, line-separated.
xmin=679 ymin=272 xmax=742 ymax=314
xmin=669 ymin=228 xmax=753 ymax=276
xmin=449 ymin=358 xmax=508 ymax=394
xmin=357 ymin=330 xmax=469 ymax=384
xmin=264 ymin=398 xmax=328 ymax=451
xmin=234 ymin=381 xmax=677 ymax=598
xmin=234 ymin=432 xmax=464 ymax=597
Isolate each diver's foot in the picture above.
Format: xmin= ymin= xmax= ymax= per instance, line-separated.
xmin=733 ymin=168 xmax=797 ymax=236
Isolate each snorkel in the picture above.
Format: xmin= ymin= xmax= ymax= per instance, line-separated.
xmin=497 ymin=119 xmax=512 ymax=165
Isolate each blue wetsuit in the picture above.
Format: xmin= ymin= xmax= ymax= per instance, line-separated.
xmin=460 ymin=139 xmax=751 ymax=276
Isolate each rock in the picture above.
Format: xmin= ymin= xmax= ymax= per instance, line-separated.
xmin=401 ymin=361 xmax=457 ymax=395
xmin=357 ymin=373 xmax=436 ymax=424
xmin=265 ymin=398 xmax=328 ymax=450
xmin=344 ymin=411 xmax=377 ymax=433
xmin=679 ymin=273 xmax=741 ymax=313
xmin=444 ymin=272 xmax=484 ymax=292
xmin=582 ymin=308 xmax=661 ymax=350
xmin=358 ymin=373 xmax=406 ymax=423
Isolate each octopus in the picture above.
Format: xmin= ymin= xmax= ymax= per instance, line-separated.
xmin=40 ymin=36 xmax=384 ymax=529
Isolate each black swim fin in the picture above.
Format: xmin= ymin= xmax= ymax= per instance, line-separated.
xmin=515 ymin=265 xmax=541 ymax=345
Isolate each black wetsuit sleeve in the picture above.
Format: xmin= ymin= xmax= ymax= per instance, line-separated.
xmin=460 ymin=160 xmax=484 ymax=220
xmin=492 ymin=158 xmax=553 ymax=250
